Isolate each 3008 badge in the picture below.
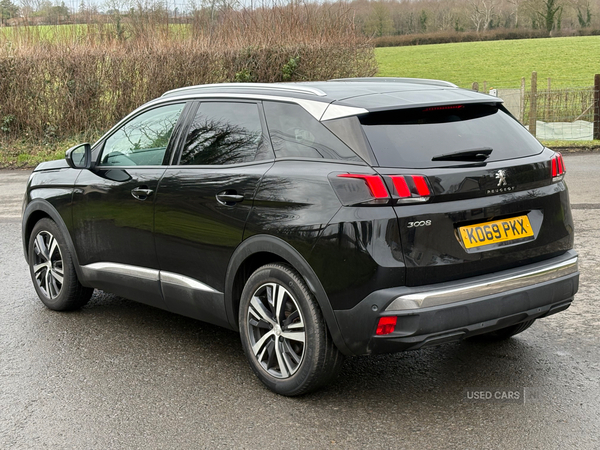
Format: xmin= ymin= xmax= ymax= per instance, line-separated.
xmin=407 ymin=220 xmax=432 ymax=228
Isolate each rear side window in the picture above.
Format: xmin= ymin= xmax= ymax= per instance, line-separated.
xmin=263 ymin=101 xmax=361 ymax=162
xmin=179 ymin=102 xmax=271 ymax=166
xmin=360 ymin=104 xmax=544 ymax=168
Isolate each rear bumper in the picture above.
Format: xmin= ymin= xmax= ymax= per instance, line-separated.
xmin=334 ymin=250 xmax=579 ymax=355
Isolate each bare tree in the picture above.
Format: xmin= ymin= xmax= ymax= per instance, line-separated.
xmin=570 ymin=0 xmax=592 ymax=27
xmin=469 ymin=0 xmax=497 ymax=31
xmin=507 ymin=0 xmax=525 ymax=27
xmin=524 ymin=0 xmax=564 ymax=31
xmin=363 ymin=2 xmax=394 ymax=37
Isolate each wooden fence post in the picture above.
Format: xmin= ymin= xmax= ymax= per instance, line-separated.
xmin=545 ymin=77 xmax=551 ymax=122
xmin=594 ymin=74 xmax=600 ymax=140
xmin=472 ymin=82 xmax=479 ymax=92
xmin=529 ymin=71 xmax=537 ymax=137
xmin=520 ymin=77 xmax=526 ymax=123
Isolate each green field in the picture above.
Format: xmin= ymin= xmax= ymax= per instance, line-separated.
xmin=0 ymin=23 xmax=190 ymax=43
xmin=375 ymin=36 xmax=600 ymax=89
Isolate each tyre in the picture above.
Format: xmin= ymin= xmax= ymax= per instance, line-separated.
xmin=238 ymin=263 xmax=344 ymax=396
xmin=28 ymin=218 xmax=93 ymax=311
xmin=475 ymin=319 xmax=536 ymax=341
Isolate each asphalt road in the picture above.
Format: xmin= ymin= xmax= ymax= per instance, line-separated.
xmin=1 ymin=154 xmax=599 ymax=449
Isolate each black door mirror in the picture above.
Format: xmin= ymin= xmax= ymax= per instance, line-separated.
xmin=65 ymin=143 xmax=93 ymax=169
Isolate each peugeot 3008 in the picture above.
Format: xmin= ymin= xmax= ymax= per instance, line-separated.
xmin=22 ymin=79 xmax=579 ymax=395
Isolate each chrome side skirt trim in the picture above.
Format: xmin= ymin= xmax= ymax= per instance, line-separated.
xmin=83 ymin=262 xmax=159 ymax=282
xmin=386 ymin=257 xmax=578 ymax=311
xmin=81 ymin=262 xmax=222 ymax=294
xmin=160 ymin=271 xmax=220 ymax=294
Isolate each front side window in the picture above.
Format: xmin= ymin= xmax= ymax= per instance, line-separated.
xmin=179 ymin=102 xmax=269 ymax=166
xmin=100 ymin=103 xmax=185 ymax=166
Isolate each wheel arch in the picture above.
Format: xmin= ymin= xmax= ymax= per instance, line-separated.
xmin=224 ymin=234 xmax=351 ymax=355
xmin=22 ymin=199 xmax=89 ymax=286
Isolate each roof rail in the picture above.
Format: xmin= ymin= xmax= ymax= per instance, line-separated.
xmin=328 ymin=77 xmax=458 ymax=88
xmin=162 ymin=83 xmax=328 ymax=98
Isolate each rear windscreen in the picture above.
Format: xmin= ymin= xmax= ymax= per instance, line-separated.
xmin=360 ymin=103 xmax=543 ymax=168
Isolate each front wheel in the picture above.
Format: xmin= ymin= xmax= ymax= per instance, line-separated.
xmin=28 ymin=218 xmax=93 ymax=311
xmin=238 ymin=263 xmax=344 ymax=396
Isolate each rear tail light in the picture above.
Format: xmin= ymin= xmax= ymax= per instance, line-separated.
xmin=391 ymin=175 xmax=431 ymax=201
xmin=330 ymin=173 xmax=432 ymax=206
xmin=337 ymin=174 xmax=389 ymax=199
xmin=551 ymin=152 xmax=566 ymax=181
xmin=376 ymin=316 xmax=397 ymax=335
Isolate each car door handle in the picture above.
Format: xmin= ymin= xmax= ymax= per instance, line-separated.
xmin=216 ymin=191 xmax=244 ymax=205
xmin=131 ymin=186 xmax=154 ymax=200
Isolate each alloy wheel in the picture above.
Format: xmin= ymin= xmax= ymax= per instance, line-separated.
xmin=32 ymin=230 xmax=64 ymax=300
xmin=246 ymin=282 xmax=306 ymax=379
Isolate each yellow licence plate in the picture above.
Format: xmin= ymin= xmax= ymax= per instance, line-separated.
xmin=459 ymin=215 xmax=534 ymax=249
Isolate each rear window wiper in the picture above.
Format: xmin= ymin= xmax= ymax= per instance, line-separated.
xmin=431 ymin=147 xmax=493 ymax=162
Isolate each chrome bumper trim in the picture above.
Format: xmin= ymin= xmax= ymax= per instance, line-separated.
xmin=386 ymin=256 xmax=578 ymax=311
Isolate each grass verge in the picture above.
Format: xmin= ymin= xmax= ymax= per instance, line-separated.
xmin=0 ymin=136 xmax=99 ymax=169
xmin=541 ymin=140 xmax=600 ymax=152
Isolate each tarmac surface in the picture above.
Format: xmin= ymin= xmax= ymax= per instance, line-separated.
xmin=1 ymin=154 xmax=599 ymax=449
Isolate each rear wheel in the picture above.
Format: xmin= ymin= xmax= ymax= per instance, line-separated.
xmin=238 ymin=263 xmax=344 ymax=396
xmin=28 ymin=218 xmax=93 ymax=311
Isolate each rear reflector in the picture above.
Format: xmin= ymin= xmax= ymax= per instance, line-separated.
xmin=376 ymin=316 xmax=397 ymax=335
xmin=551 ymin=152 xmax=566 ymax=180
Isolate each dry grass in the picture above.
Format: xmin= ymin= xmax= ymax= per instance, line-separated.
xmin=0 ymin=3 xmax=377 ymax=143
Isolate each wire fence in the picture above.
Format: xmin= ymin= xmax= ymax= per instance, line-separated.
xmin=473 ymin=73 xmax=600 ymax=141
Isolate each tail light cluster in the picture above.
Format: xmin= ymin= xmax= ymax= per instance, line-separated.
xmin=551 ymin=152 xmax=566 ymax=181
xmin=330 ymin=173 xmax=432 ymax=206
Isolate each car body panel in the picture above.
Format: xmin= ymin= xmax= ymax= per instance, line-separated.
xmin=71 ymin=167 xmax=166 ymax=269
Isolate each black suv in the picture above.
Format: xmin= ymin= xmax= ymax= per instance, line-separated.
xmin=22 ymin=78 xmax=579 ymax=396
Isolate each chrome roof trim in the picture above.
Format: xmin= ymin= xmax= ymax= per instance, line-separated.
xmin=329 ymin=77 xmax=458 ymax=88
xmin=320 ymin=104 xmax=369 ymax=121
xmin=145 ymin=93 xmax=336 ymax=120
xmin=386 ymin=256 xmax=578 ymax=311
xmin=162 ymin=83 xmax=328 ymax=98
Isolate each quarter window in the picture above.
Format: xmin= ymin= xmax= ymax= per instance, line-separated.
xmin=100 ymin=103 xmax=185 ymax=166
xmin=263 ymin=101 xmax=361 ymax=162
xmin=179 ymin=102 xmax=269 ymax=166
